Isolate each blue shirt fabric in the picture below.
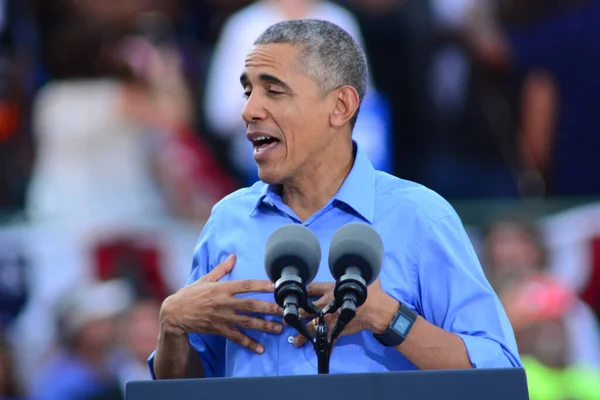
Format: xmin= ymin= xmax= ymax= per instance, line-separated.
xmin=148 ymin=144 xmax=521 ymax=378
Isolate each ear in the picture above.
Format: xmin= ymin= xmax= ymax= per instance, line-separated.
xmin=330 ymin=86 xmax=360 ymax=128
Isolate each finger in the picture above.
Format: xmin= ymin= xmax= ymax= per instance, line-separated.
xmin=226 ymin=279 xmax=274 ymax=294
xmin=294 ymin=317 xmax=318 ymax=347
xmin=298 ymin=309 xmax=314 ymax=321
xmin=223 ymin=327 xmax=265 ymax=354
xmin=295 ymin=312 xmax=342 ymax=346
xmin=299 ymin=296 xmax=332 ymax=320
xmin=203 ymin=255 xmax=236 ymax=282
xmin=233 ymin=314 xmax=283 ymax=334
xmin=307 ymin=282 xmax=334 ymax=297
xmin=231 ymin=298 xmax=283 ymax=316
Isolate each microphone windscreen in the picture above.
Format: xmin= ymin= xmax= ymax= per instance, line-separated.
xmin=328 ymin=223 xmax=383 ymax=285
xmin=265 ymin=224 xmax=321 ymax=284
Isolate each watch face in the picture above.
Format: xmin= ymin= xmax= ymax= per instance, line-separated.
xmin=392 ymin=314 xmax=412 ymax=335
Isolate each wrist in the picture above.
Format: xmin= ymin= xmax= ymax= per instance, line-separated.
xmin=369 ymin=293 xmax=400 ymax=335
xmin=159 ymin=295 xmax=186 ymax=338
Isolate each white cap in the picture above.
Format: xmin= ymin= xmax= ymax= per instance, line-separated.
xmin=56 ymin=279 xmax=135 ymax=337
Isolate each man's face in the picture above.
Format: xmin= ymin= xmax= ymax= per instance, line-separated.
xmin=240 ymin=43 xmax=336 ymax=184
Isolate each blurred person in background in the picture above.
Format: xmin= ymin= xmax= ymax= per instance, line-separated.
xmin=0 ymin=0 xmax=32 ymax=215
xmin=0 ymin=333 xmax=24 ymax=400
xmin=541 ymin=206 xmax=600 ymax=320
xmin=26 ymin=17 xmax=197 ymax=225
xmin=116 ymin=13 xmax=238 ymax=221
xmin=482 ymin=215 xmax=547 ymax=287
xmin=466 ymin=0 xmax=600 ymax=197
xmin=499 ymin=275 xmax=600 ymax=400
xmin=29 ymin=280 xmax=133 ymax=400
xmin=15 ymin=19 xmax=185 ymax=389
xmin=27 ymin=0 xmax=236 ymax=225
xmin=340 ymin=0 xmax=451 ymax=188
xmin=483 ymin=215 xmax=600 ymax=368
xmin=204 ymin=0 xmax=392 ymax=185
xmin=421 ymin=0 xmax=523 ymax=198
xmin=111 ymin=297 xmax=161 ymax=393
xmin=0 ymin=237 xmax=28 ymax=330
xmin=0 ymin=232 xmax=29 ymax=400
xmin=13 ymin=2 xmax=231 ymax=390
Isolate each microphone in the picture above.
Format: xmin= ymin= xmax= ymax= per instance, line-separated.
xmin=265 ymin=224 xmax=321 ymax=325
xmin=328 ymin=223 xmax=383 ymax=339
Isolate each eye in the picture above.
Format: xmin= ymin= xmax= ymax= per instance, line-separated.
xmin=267 ymin=89 xmax=284 ymax=97
xmin=243 ymin=91 xmax=251 ymax=99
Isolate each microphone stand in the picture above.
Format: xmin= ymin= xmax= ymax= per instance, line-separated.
xmin=293 ymin=301 xmax=357 ymax=374
xmin=281 ymin=279 xmax=364 ymax=374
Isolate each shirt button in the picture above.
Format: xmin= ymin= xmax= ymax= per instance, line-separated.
xmin=287 ymin=336 xmax=294 ymax=344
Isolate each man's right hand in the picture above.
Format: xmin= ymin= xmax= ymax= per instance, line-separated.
xmin=159 ymin=254 xmax=283 ymax=354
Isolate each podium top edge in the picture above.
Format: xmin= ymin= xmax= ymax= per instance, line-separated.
xmin=127 ymin=367 xmax=527 ymax=385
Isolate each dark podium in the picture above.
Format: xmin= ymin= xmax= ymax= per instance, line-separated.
xmin=126 ymin=368 xmax=529 ymax=400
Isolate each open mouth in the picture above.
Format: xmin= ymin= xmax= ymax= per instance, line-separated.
xmin=251 ymin=135 xmax=280 ymax=153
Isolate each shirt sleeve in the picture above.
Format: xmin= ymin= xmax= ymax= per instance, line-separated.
xmin=147 ymin=216 xmax=226 ymax=379
xmin=415 ymin=213 xmax=522 ymax=368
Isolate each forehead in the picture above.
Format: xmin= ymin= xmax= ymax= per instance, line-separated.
xmin=243 ymin=43 xmax=302 ymax=80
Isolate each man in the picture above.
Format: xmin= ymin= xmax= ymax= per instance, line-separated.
xmin=203 ymin=0 xmax=392 ymax=184
xmin=150 ymin=19 xmax=521 ymax=378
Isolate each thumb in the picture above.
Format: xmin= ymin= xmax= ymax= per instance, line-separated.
xmin=203 ymin=254 xmax=236 ymax=282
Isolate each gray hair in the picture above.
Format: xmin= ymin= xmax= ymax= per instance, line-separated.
xmin=254 ymin=19 xmax=368 ymax=128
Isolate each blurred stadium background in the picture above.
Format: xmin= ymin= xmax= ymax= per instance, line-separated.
xmin=0 ymin=1 xmax=599 ymax=399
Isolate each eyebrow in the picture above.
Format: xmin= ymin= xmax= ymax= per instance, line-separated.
xmin=240 ymin=73 xmax=293 ymax=92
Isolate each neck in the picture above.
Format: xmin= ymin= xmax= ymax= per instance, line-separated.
xmin=282 ymin=139 xmax=354 ymax=221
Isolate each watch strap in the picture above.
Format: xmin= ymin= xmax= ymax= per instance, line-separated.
xmin=373 ymin=303 xmax=418 ymax=347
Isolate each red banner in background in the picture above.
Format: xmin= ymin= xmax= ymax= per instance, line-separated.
xmin=93 ymin=237 xmax=169 ymax=302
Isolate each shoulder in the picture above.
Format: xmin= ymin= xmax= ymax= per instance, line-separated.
xmin=210 ymin=181 xmax=267 ymax=219
xmin=373 ymin=171 xmax=458 ymax=223
xmin=193 ymin=182 xmax=265 ymax=262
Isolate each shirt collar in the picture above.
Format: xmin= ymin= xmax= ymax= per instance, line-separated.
xmin=250 ymin=141 xmax=376 ymax=223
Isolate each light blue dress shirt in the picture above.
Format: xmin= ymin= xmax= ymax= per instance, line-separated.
xmin=148 ymin=144 xmax=522 ymax=378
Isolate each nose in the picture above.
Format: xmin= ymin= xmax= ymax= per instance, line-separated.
xmin=241 ymin=92 xmax=268 ymax=124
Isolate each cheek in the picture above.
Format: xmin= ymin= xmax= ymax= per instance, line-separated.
xmin=275 ymin=100 xmax=328 ymax=158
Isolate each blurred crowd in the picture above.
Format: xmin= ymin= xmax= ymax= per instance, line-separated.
xmin=0 ymin=0 xmax=599 ymax=400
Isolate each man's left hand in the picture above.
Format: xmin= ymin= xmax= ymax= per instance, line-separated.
xmin=293 ymin=279 xmax=399 ymax=347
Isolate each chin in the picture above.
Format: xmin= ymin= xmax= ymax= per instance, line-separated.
xmin=257 ymin=167 xmax=284 ymax=185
